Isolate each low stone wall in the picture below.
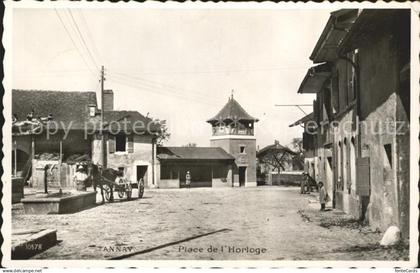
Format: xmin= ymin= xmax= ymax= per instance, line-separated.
xmin=158 ymin=179 xmax=180 ymax=189
xmin=12 ymin=229 xmax=57 ymax=259
xmin=271 ymin=173 xmax=305 ymax=186
xmin=21 ymin=191 xmax=96 ymax=214
xmin=212 ymin=178 xmax=231 ymax=188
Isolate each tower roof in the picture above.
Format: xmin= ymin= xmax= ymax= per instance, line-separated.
xmin=207 ymin=96 xmax=258 ymax=123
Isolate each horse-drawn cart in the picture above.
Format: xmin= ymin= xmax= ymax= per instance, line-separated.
xmin=100 ymin=168 xmax=144 ymax=201
xmin=69 ymin=156 xmax=145 ymax=203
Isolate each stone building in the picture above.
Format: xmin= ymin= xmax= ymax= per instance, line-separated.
xmin=291 ymin=9 xmax=410 ymax=239
xmin=207 ymin=96 xmax=259 ymax=187
xmin=12 ymin=89 xmax=160 ymax=190
xmin=12 ymin=90 xmax=98 ymax=190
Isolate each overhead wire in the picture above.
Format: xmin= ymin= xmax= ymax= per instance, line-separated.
xmin=78 ymin=9 xmax=104 ymax=65
xmin=109 ymin=66 xmax=309 ymax=76
xmin=107 ymin=74 xmax=223 ymax=106
xmin=54 ymin=9 xmax=97 ymax=76
xmin=67 ymin=9 xmax=99 ymax=69
xmin=107 ymin=71 xmax=225 ymax=105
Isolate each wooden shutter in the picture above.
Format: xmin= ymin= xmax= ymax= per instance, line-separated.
xmin=108 ymin=135 xmax=115 ymax=154
xmin=356 ymin=157 xmax=370 ymax=196
xmin=127 ymin=135 xmax=134 ymax=153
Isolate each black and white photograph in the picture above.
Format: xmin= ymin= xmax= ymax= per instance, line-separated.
xmin=2 ymin=1 xmax=419 ymax=269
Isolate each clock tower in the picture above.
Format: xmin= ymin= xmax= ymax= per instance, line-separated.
xmin=207 ymin=95 xmax=258 ymax=187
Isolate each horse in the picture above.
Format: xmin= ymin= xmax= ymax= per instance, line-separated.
xmin=87 ymin=163 xmax=121 ymax=203
xmin=87 ymin=163 xmax=110 ymax=204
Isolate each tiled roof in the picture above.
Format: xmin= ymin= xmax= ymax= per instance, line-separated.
xmin=90 ymin=110 xmax=160 ymax=134
xmin=12 ymin=89 xmax=96 ymax=130
xmin=207 ymin=97 xmax=258 ymax=123
xmin=157 ymin=146 xmax=235 ymax=161
xmin=12 ymin=90 xmax=160 ymax=134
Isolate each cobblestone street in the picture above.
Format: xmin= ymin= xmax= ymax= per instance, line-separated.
xmin=12 ymin=187 xmax=406 ymax=260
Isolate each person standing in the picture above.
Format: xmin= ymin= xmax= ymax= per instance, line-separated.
xmin=74 ymin=165 xmax=88 ymax=191
xmin=301 ymin=172 xmax=308 ymax=194
xmin=318 ymin=181 xmax=327 ymax=211
xmin=186 ymin=171 xmax=191 ymax=189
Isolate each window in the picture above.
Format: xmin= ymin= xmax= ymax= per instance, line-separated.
xmin=115 ymin=133 xmax=127 ymax=152
xmin=384 ymin=144 xmax=393 ymax=168
xmin=239 ymin=145 xmax=246 ymax=154
xmin=89 ymin=105 xmax=96 ymax=117
xmin=331 ymin=70 xmax=340 ymax=114
xmin=118 ymin=167 xmax=125 ymax=176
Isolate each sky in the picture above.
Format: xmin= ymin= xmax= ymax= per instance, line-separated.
xmin=12 ymin=8 xmax=332 ymax=148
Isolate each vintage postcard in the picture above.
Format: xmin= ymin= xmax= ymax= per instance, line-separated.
xmin=2 ymin=0 xmax=419 ymax=269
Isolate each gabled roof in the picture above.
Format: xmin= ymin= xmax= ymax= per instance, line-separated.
xmin=310 ymin=9 xmax=358 ymax=63
xmin=12 ymin=89 xmax=160 ymax=135
xmin=339 ymin=9 xmax=409 ymax=55
xmin=257 ymin=141 xmax=297 ymax=158
xmin=89 ymin=110 xmax=160 ymax=134
xmin=289 ymin=112 xmax=315 ymax=127
xmin=298 ymin=63 xmax=332 ymax=94
xmin=207 ymin=97 xmax=258 ymax=123
xmin=12 ymin=89 xmax=96 ymax=130
xmin=157 ymin=146 xmax=235 ymax=161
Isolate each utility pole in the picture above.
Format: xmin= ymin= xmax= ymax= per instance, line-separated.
xmin=100 ymin=65 xmax=113 ymax=201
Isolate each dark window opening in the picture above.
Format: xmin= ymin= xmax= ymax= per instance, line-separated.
xmin=240 ymin=146 xmax=246 ymax=154
xmin=115 ymin=133 xmax=127 ymax=152
xmin=384 ymin=144 xmax=393 ymax=168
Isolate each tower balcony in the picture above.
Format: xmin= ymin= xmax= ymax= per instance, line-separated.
xmin=212 ymin=126 xmax=254 ymax=136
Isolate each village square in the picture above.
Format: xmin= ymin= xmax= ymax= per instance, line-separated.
xmin=9 ymin=8 xmax=411 ymax=262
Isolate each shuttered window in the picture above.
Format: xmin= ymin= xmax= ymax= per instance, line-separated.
xmin=108 ymin=135 xmax=115 ymax=154
xmin=127 ymin=135 xmax=134 ymax=153
xmin=115 ymin=134 xmax=126 ymax=152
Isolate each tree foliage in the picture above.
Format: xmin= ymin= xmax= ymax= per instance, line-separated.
xmin=155 ymin=120 xmax=171 ymax=146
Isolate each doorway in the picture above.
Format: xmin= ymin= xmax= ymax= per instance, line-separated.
xmin=136 ymin=165 xmax=148 ymax=187
xmin=326 ymin=157 xmax=333 ymax=206
xmin=238 ymin=166 xmax=247 ymax=187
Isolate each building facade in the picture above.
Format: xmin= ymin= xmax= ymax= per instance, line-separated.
xmin=292 ymin=9 xmax=410 ymax=239
xmin=12 ymin=89 xmax=160 ymax=190
xmin=157 ymin=147 xmax=235 ymax=188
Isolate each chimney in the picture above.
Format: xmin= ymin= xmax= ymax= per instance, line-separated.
xmin=274 ymin=140 xmax=279 ymax=146
xmin=103 ymin=89 xmax=114 ymax=111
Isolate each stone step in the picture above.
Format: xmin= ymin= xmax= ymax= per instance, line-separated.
xmin=12 ymin=228 xmax=57 ymax=259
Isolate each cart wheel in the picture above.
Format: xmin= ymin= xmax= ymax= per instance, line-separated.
xmin=118 ymin=187 xmax=125 ymax=199
xmin=103 ymin=184 xmax=111 ymax=201
xmin=138 ymin=181 xmax=144 ymax=199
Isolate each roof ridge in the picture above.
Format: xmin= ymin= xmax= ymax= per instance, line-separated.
xmin=12 ymin=89 xmax=96 ymax=94
xmin=207 ymin=97 xmax=258 ymax=122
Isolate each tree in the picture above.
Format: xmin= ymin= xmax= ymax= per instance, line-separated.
xmin=290 ymin=138 xmax=305 ymax=170
xmin=155 ymin=120 xmax=171 ymax=146
xmin=291 ymin=137 xmax=303 ymax=153
xmin=257 ymin=141 xmax=296 ymax=174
